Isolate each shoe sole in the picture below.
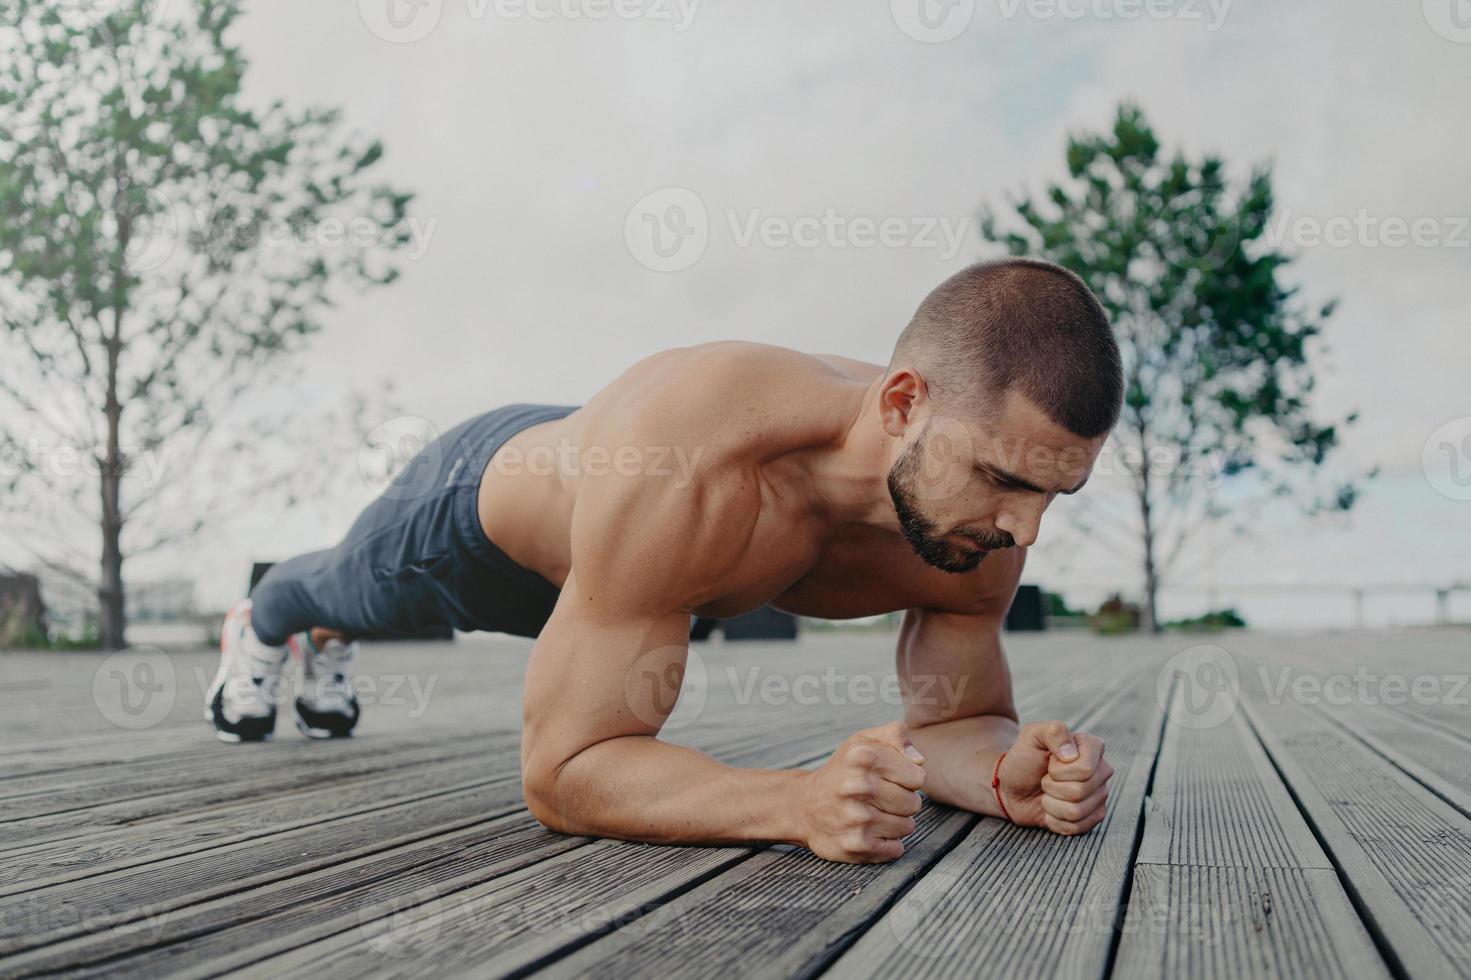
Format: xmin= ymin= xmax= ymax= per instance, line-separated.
xmin=206 ymin=603 xmax=277 ymax=743
xmin=295 ymin=715 xmax=353 ymax=739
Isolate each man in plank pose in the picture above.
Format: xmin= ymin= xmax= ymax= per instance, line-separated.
xmin=210 ymin=257 xmax=1121 ymax=863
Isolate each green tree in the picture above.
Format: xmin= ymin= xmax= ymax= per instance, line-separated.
xmin=0 ymin=0 xmax=414 ymax=648
xmin=982 ymin=105 xmax=1361 ymax=632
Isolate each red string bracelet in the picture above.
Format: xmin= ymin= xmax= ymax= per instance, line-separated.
xmin=992 ymin=751 xmax=1011 ymax=822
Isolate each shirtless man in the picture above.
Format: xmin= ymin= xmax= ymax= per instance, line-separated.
xmin=208 ymin=257 xmax=1123 ymax=864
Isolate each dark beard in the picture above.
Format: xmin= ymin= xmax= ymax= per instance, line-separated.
xmin=886 ymin=435 xmax=1014 ymax=574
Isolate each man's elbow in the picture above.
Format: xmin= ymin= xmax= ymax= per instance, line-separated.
xmin=521 ymin=757 xmax=576 ymax=834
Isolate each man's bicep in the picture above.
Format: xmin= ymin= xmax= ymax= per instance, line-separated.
xmin=522 ymin=571 xmax=692 ymax=773
xmin=897 ymin=606 xmax=1018 ymax=728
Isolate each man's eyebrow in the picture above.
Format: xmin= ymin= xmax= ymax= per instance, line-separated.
xmin=975 ymin=462 xmax=1088 ymax=496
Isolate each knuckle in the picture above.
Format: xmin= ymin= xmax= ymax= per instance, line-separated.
xmin=840 ymin=776 xmax=872 ymax=799
xmin=847 ymin=744 xmax=879 ymax=769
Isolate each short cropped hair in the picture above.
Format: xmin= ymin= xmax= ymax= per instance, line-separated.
xmin=891 ymin=258 xmax=1123 ymax=438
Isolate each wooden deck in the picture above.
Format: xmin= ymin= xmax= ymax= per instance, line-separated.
xmin=2 ymin=628 xmax=1468 ymax=978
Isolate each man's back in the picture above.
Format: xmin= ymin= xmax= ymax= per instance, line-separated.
xmin=476 ymin=340 xmax=1021 ymax=623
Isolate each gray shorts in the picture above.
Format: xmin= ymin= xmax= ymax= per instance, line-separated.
xmin=250 ymin=403 xmax=579 ymax=644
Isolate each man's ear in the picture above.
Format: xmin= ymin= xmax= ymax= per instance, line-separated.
xmin=878 ymin=367 xmax=930 ymax=438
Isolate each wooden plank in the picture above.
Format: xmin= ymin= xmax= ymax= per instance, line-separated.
xmin=531 ymin=658 xmax=1136 ymax=979
xmin=1241 ymin=682 xmax=1471 ymax=978
xmin=1312 ymin=701 xmax=1471 ymax=818
xmin=1116 ymin=866 xmax=1389 ymax=980
xmin=1134 ymin=707 xmax=1332 ymax=871
xmin=0 ymin=719 xmax=865 ymax=975
xmin=1114 ymin=693 xmax=1387 ymax=978
xmin=0 ymin=778 xmax=529 ymax=957
xmin=0 ymin=734 xmax=515 ymax=828
xmin=0 ymin=764 xmax=516 ymax=894
xmin=188 ymin=653 xmax=1124 ymax=979
xmin=798 ymin=660 xmax=1163 ymax=980
xmin=0 ymin=814 xmax=583 ymax=980
xmin=257 ymin=838 xmax=759 ymax=980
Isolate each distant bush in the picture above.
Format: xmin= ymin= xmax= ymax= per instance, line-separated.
xmin=1091 ymin=594 xmax=1142 ymax=635
xmin=0 ymin=602 xmax=100 ymax=651
xmin=1165 ymin=609 xmax=1248 ymax=632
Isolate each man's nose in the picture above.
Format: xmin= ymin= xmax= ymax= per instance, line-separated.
xmin=995 ymin=501 xmax=1043 ymax=548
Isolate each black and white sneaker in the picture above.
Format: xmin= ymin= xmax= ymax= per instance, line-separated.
xmin=288 ymin=632 xmax=360 ymax=738
xmin=206 ymin=600 xmax=288 ymax=743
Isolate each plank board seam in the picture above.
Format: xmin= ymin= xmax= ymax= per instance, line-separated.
xmin=1097 ymin=672 xmax=1172 ymax=980
xmin=1236 ymin=697 xmax=1413 ymax=980
xmin=1310 ymin=704 xmax=1471 ymax=822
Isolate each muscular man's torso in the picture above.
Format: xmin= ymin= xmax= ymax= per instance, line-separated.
xmin=477 ymin=342 xmax=1020 ymax=623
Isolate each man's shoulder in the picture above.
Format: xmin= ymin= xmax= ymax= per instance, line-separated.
xmin=586 ymin=341 xmax=872 ymax=458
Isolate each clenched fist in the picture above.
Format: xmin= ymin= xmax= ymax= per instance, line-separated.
xmin=799 ymin=721 xmax=926 ymax=863
xmin=997 ymin=720 xmax=1113 ymax=836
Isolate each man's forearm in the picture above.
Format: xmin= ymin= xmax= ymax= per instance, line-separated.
xmin=527 ymin=735 xmax=808 ymax=846
xmin=908 ymin=714 xmax=1019 ymax=817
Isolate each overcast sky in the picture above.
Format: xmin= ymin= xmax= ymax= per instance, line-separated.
xmin=48 ymin=0 xmax=1471 ymax=627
